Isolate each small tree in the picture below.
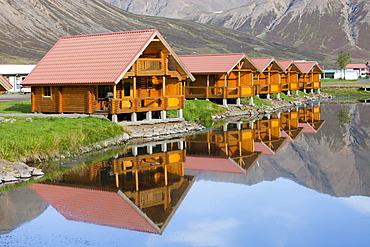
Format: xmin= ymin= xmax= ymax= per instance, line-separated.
xmin=335 ymin=51 xmax=352 ymax=79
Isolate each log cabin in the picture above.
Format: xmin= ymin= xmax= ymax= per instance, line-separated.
xmin=30 ymin=139 xmax=194 ymax=234
xmin=185 ymin=122 xmax=262 ymax=174
xmin=295 ymin=61 xmax=323 ymax=93
xmin=277 ymin=60 xmax=302 ymax=96
xmin=0 ymin=74 xmax=12 ymax=93
xmin=179 ymin=53 xmax=259 ymax=106
xmin=21 ymin=29 xmax=194 ymax=122
xmin=250 ymin=57 xmax=285 ymax=99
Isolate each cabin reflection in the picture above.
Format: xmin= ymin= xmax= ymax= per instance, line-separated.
xmin=185 ymin=122 xmax=262 ymax=174
xmin=298 ymin=106 xmax=325 ymax=133
xmin=30 ymin=139 xmax=195 ymax=234
xmin=185 ymin=106 xmax=324 ymax=175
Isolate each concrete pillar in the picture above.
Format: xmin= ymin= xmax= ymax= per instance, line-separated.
xmin=161 ymin=143 xmax=167 ymax=152
xmin=177 ymin=109 xmax=183 ymax=119
xmin=223 ymin=98 xmax=228 ymax=107
xmin=287 ymin=91 xmax=291 ymax=96
xmin=303 ymin=89 xmax=307 ymax=94
xmin=131 ymin=112 xmax=137 ymax=122
xmin=267 ymin=93 xmax=271 ymax=100
xmin=223 ymin=123 xmax=228 ymax=132
xmin=112 ymin=114 xmax=118 ymax=123
xmin=236 ymin=98 xmax=241 ymax=107
xmin=310 ymin=89 xmax=314 ymax=94
xmin=147 ymin=145 xmax=153 ymax=154
xmin=146 ymin=111 xmax=152 ymax=121
xmin=249 ymin=121 xmax=254 ymax=129
xmin=237 ymin=122 xmax=242 ymax=130
xmin=276 ymin=93 xmax=281 ymax=100
xmin=179 ymin=141 xmax=184 ymax=150
xmin=161 ymin=110 xmax=167 ymax=120
xmin=295 ymin=90 xmax=299 ymax=96
xmin=132 ymin=146 xmax=138 ymax=156
xmin=317 ymin=88 xmax=321 ymax=93
xmin=249 ymin=97 xmax=254 ymax=106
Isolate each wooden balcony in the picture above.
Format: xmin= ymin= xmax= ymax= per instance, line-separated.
xmin=184 ymin=86 xmax=254 ymax=99
xmin=98 ymin=95 xmax=185 ymax=114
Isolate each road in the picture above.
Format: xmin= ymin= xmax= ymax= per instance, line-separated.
xmin=0 ymin=93 xmax=31 ymax=102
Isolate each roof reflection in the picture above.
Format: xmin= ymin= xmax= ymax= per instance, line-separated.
xmin=30 ymin=139 xmax=195 ymax=234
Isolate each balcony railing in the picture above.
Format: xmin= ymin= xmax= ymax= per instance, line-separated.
xmin=98 ymin=95 xmax=185 ymax=114
xmin=184 ymin=86 xmax=254 ymax=98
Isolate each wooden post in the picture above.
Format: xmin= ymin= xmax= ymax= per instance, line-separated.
xmin=163 ymin=76 xmax=166 ymax=96
xmin=31 ymin=88 xmax=36 ymax=112
xmin=58 ymin=87 xmax=63 ymax=113
xmin=206 ymin=74 xmax=210 ymax=99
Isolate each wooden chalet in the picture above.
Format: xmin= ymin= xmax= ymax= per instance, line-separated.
xmin=179 ymin=53 xmax=259 ymax=106
xmin=0 ymin=74 xmax=12 ymax=93
xmin=250 ymin=57 xmax=285 ymax=98
xmin=185 ymin=122 xmax=262 ymax=174
xmin=21 ymin=29 xmax=194 ymax=122
xmin=30 ymin=139 xmax=194 ymax=234
xmin=295 ymin=61 xmax=323 ymax=93
xmin=277 ymin=60 xmax=302 ymax=95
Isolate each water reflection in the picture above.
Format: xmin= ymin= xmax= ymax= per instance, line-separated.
xmin=4 ymin=104 xmax=370 ymax=246
xmin=30 ymin=140 xmax=195 ymax=234
xmin=29 ymin=106 xmax=326 ymax=235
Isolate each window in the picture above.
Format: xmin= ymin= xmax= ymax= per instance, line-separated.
xmin=98 ymin=85 xmax=112 ymax=99
xmin=43 ymin=86 xmax=51 ymax=97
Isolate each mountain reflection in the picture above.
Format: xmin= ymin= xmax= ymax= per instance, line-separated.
xmin=30 ymin=139 xmax=195 ymax=234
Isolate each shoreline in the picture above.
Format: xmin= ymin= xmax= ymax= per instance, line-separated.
xmin=0 ymin=91 xmax=332 ymax=186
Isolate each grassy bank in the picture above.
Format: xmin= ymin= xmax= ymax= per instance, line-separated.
xmin=168 ymin=99 xmax=226 ymax=123
xmin=0 ymin=116 xmax=125 ymax=161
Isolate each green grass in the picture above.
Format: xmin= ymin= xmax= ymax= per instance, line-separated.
xmin=322 ymin=89 xmax=370 ymax=96
xmin=168 ymin=99 xmax=226 ymax=126
xmin=0 ymin=101 xmax=31 ymax=113
xmin=321 ymin=79 xmax=359 ymax=82
xmin=241 ymin=96 xmax=274 ymax=107
xmin=0 ymin=116 xmax=124 ymax=161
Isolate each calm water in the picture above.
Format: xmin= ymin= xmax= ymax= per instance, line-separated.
xmin=1 ymin=103 xmax=370 ymax=247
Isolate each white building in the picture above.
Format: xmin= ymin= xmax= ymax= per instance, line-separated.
xmin=0 ymin=65 xmax=36 ymax=93
xmin=334 ymin=69 xmax=359 ymax=80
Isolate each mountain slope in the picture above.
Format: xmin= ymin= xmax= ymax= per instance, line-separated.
xmin=107 ymin=0 xmax=370 ymax=62
xmin=0 ymin=0 xmax=326 ymax=65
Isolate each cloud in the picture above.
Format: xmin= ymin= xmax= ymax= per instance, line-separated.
xmin=167 ymin=218 xmax=240 ymax=247
xmin=342 ymin=196 xmax=370 ymax=214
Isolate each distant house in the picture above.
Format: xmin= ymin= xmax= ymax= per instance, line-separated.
xmin=0 ymin=74 xmax=12 ymax=93
xmin=179 ymin=53 xmax=259 ymax=106
xmin=346 ymin=63 xmax=368 ymax=78
xmin=277 ymin=60 xmax=302 ymax=95
xmin=334 ymin=70 xmax=359 ymax=80
xmin=0 ymin=65 xmax=36 ymax=93
xmin=295 ymin=61 xmax=323 ymax=93
xmin=250 ymin=57 xmax=285 ymax=98
xmin=21 ymin=29 xmax=194 ymax=122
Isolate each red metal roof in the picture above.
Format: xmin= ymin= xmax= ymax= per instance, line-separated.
xmin=250 ymin=57 xmax=285 ymax=72
xmin=185 ymin=156 xmax=247 ymax=174
xmin=277 ymin=60 xmax=302 ymax=73
xmin=295 ymin=61 xmax=323 ymax=74
xmin=22 ymin=29 xmax=194 ymax=85
xmin=29 ymin=184 xmax=161 ymax=234
xmin=346 ymin=63 xmax=367 ymax=69
xmin=179 ymin=53 xmax=258 ymax=74
xmin=0 ymin=74 xmax=12 ymax=91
